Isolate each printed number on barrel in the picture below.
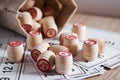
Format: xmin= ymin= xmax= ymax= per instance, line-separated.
xmin=40 ymin=62 xmax=48 ymax=70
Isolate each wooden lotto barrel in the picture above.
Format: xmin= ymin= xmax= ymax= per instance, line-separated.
xmin=0 ymin=0 xmax=77 ymax=37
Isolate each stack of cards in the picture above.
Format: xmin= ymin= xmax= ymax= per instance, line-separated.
xmin=43 ymin=24 xmax=120 ymax=79
xmin=1 ymin=23 xmax=120 ymax=80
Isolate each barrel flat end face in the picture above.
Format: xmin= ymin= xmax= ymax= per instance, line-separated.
xmin=36 ymin=59 xmax=51 ymax=72
xmin=0 ymin=0 xmax=77 ymax=37
xmin=8 ymin=41 xmax=22 ymax=47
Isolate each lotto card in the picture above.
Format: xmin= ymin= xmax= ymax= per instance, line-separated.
xmin=102 ymin=55 xmax=120 ymax=69
xmin=74 ymin=46 xmax=120 ymax=69
xmin=72 ymin=25 xmax=120 ymax=70
xmin=64 ymin=66 xmax=105 ymax=80
xmin=0 ymin=23 xmax=120 ymax=80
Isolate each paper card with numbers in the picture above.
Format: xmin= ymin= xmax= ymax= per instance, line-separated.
xmin=64 ymin=66 xmax=105 ymax=80
xmin=0 ymin=23 xmax=120 ymax=80
xmin=74 ymin=45 xmax=120 ymax=69
xmin=102 ymin=55 xmax=120 ymax=69
xmin=53 ymin=24 xmax=120 ymax=70
xmin=72 ymin=26 xmax=120 ymax=70
xmin=0 ymin=27 xmax=26 ymax=80
xmin=19 ymin=51 xmax=104 ymax=80
xmin=0 ymin=27 xmax=103 ymax=80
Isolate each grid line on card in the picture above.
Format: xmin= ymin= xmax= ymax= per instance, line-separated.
xmin=17 ymin=45 xmax=27 ymax=80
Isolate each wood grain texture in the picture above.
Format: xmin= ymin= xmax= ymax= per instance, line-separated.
xmin=69 ymin=12 xmax=120 ymax=80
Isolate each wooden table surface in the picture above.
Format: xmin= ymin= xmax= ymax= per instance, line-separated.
xmin=69 ymin=12 xmax=120 ymax=80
